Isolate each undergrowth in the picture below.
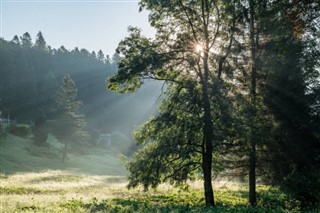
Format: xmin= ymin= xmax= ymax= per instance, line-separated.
xmin=58 ymin=189 xmax=303 ymax=213
xmin=2 ymin=175 xmax=318 ymax=213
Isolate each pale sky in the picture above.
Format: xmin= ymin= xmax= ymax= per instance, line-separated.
xmin=0 ymin=0 xmax=155 ymax=56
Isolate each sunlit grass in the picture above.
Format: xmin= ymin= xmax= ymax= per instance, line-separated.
xmin=0 ymin=134 xmax=309 ymax=212
xmin=0 ymin=170 xmax=126 ymax=212
xmin=0 ymin=171 xmax=304 ymax=212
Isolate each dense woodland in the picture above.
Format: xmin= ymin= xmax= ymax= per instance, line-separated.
xmin=108 ymin=0 xmax=320 ymax=210
xmin=0 ymin=32 xmax=160 ymax=134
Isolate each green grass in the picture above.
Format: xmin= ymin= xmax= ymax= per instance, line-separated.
xmin=1 ymin=170 xmax=309 ymax=212
xmin=1 ymin=133 xmax=318 ymax=212
xmin=0 ymin=133 xmax=127 ymax=175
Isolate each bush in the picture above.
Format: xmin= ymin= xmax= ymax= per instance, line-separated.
xmin=283 ymin=167 xmax=320 ymax=210
xmin=257 ymin=186 xmax=300 ymax=211
xmin=6 ymin=124 xmax=31 ymax=138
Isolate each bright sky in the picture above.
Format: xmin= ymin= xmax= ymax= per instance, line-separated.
xmin=0 ymin=0 xmax=155 ymax=56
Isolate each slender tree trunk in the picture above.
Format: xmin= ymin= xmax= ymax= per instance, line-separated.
xmin=249 ymin=0 xmax=257 ymax=206
xmin=201 ymin=51 xmax=215 ymax=207
xmin=202 ymin=106 xmax=215 ymax=207
xmin=249 ymin=135 xmax=256 ymax=205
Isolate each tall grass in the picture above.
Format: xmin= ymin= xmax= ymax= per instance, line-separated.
xmin=1 ymin=170 xmax=309 ymax=212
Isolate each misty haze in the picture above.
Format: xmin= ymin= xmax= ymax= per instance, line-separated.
xmin=0 ymin=0 xmax=319 ymax=212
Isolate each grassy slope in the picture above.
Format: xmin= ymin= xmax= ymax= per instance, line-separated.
xmin=0 ymin=133 xmax=126 ymax=175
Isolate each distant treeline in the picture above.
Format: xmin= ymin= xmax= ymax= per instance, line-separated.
xmin=0 ymin=32 xmax=160 ymax=133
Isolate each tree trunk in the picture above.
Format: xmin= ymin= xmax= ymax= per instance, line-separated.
xmin=202 ymin=112 xmax=215 ymax=207
xmin=201 ymin=51 xmax=215 ymax=207
xmin=249 ymin=0 xmax=257 ymax=206
xmin=249 ymin=137 xmax=256 ymax=205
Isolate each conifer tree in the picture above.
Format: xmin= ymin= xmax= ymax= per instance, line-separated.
xmin=20 ymin=32 xmax=32 ymax=47
xmin=35 ymin=31 xmax=47 ymax=50
xmin=54 ymin=74 xmax=88 ymax=162
xmin=97 ymin=50 xmax=105 ymax=62
xmin=11 ymin=35 xmax=20 ymax=45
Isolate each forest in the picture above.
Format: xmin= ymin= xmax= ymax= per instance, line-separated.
xmin=0 ymin=32 xmax=160 ymax=133
xmin=1 ymin=0 xmax=319 ymax=212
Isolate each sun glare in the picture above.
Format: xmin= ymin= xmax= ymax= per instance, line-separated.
xmin=195 ymin=44 xmax=203 ymax=53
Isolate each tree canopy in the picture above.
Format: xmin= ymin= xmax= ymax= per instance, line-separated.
xmin=109 ymin=0 xmax=319 ymax=208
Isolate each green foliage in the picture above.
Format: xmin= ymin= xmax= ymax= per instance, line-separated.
xmin=127 ymin=83 xmax=214 ymax=190
xmin=53 ymin=74 xmax=89 ymax=161
xmin=109 ymin=0 xmax=255 ymax=206
xmin=56 ymin=187 xmax=304 ymax=213
xmin=20 ymin=32 xmax=32 ymax=47
xmin=282 ymin=168 xmax=320 ymax=209
xmin=1 ymin=33 xmax=113 ymax=126
xmin=256 ymin=1 xmax=320 ymax=208
xmin=54 ymin=74 xmax=83 ymax=113
xmin=59 ymin=198 xmax=86 ymax=211
xmin=0 ymin=186 xmax=43 ymax=195
xmin=256 ymin=186 xmax=300 ymax=211
xmin=35 ymin=31 xmax=47 ymax=50
xmin=6 ymin=124 xmax=31 ymax=138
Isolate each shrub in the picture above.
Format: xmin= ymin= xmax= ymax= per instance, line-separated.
xmin=257 ymin=186 xmax=300 ymax=211
xmin=283 ymin=167 xmax=320 ymax=210
xmin=6 ymin=124 xmax=31 ymax=138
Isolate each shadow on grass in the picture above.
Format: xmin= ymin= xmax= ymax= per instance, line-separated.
xmin=59 ymin=192 xmax=296 ymax=213
xmin=0 ymin=186 xmax=64 ymax=195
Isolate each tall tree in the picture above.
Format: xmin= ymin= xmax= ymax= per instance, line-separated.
xmin=258 ymin=0 xmax=320 ymax=208
xmin=11 ymin=35 xmax=20 ymax=45
xmin=248 ymin=0 xmax=258 ymax=205
xmin=35 ymin=31 xmax=47 ymax=50
xmin=1 ymin=32 xmax=114 ymax=127
xmin=109 ymin=0 xmax=238 ymax=206
xmin=97 ymin=50 xmax=105 ymax=62
xmin=53 ymin=74 xmax=87 ymax=162
xmin=20 ymin=32 xmax=32 ymax=47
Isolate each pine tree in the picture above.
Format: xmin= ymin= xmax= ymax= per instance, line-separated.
xmin=11 ymin=35 xmax=20 ymax=45
xmin=35 ymin=31 xmax=47 ymax=50
xmin=97 ymin=50 xmax=105 ymax=62
xmin=20 ymin=32 xmax=32 ymax=47
xmin=53 ymin=74 xmax=88 ymax=162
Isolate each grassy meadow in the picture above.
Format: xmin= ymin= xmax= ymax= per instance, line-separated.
xmin=0 ymin=132 xmax=315 ymax=212
xmin=1 ymin=171 xmax=305 ymax=213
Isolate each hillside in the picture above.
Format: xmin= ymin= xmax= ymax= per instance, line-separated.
xmin=0 ymin=133 xmax=127 ymax=176
xmin=0 ymin=34 xmax=161 ymax=135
